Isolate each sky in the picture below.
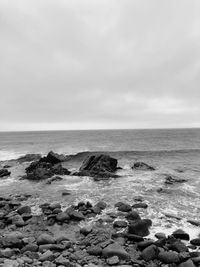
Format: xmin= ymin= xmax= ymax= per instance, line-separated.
xmin=0 ymin=0 xmax=200 ymax=131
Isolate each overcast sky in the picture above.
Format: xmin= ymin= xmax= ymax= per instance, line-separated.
xmin=0 ymin=0 xmax=200 ymax=131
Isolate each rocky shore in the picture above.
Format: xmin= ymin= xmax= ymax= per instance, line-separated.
xmin=0 ymin=151 xmax=199 ymax=267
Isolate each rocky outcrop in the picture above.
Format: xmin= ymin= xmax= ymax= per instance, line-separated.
xmin=17 ymin=154 xmax=42 ymax=163
xmin=0 ymin=169 xmax=11 ymax=178
xmin=74 ymin=154 xmax=118 ymax=179
xmin=23 ymin=151 xmax=70 ymax=180
xmin=132 ymin=162 xmax=155 ymax=171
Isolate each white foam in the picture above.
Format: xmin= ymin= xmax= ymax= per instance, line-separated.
xmin=0 ymin=150 xmax=23 ymax=161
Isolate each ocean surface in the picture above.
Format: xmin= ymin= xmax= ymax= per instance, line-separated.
xmin=0 ymin=128 xmax=200 ymax=239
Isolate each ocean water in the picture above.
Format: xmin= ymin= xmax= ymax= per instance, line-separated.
xmin=0 ymin=128 xmax=200 ymax=239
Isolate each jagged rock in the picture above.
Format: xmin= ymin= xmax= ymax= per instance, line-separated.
xmin=102 ymin=243 xmax=130 ymax=260
xmin=76 ymin=154 xmax=118 ymax=178
xmin=68 ymin=210 xmax=85 ymax=221
xmin=0 ymin=169 xmax=11 ymax=178
xmin=132 ymin=162 xmax=155 ymax=171
xmin=17 ymin=154 xmax=41 ymax=163
xmin=40 ymin=151 xmax=66 ymax=164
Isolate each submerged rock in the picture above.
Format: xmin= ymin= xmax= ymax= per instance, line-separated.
xmin=128 ymin=219 xmax=152 ymax=237
xmin=164 ymin=174 xmax=187 ymax=184
xmin=132 ymin=162 xmax=155 ymax=171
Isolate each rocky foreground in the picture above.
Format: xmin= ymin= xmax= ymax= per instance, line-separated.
xmin=0 ymin=152 xmax=199 ymax=266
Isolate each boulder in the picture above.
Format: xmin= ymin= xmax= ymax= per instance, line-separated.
xmin=40 ymin=151 xmax=66 ymax=164
xmin=116 ymin=203 xmax=132 ymax=212
xmin=17 ymin=206 xmax=31 ymax=215
xmin=128 ymin=219 xmax=151 ymax=237
xmin=113 ymin=220 xmax=128 ymax=228
xmin=170 ymin=240 xmax=188 ymax=253
xmin=0 ymin=169 xmax=11 ymax=178
xmin=77 ymin=154 xmax=118 ymax=178
xmin=56 ymin=212 xmax=70 ymax=222
xmin=125 ymin=211 xmax=141 ymax=221
xmin=102 ymin=243 xmax=130 ymax=260
xmin=190 ymin=238 xmax=200 ymax=246
xmin=132 ymin=162 xmax=155 ymax=171
xmin=69 ymin=210 xmax=85 ymax=221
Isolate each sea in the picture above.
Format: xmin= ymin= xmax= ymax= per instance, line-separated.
xmin=0 ymin=128 xmax=200 ymax=239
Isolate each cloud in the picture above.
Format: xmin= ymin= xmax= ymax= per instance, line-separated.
xmin=0 ymin=0 xmax=200 ymax=130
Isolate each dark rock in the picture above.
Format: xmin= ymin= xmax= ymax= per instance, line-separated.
xmin=132 ymin=203 xmax=148 ymax=209
xmin=46 ymin=176 xmax=63 ymax=184
xmin=40 ymin=151 xmax=66 ymax=164
xmin=0 ymin=169 xmax=11 ymax=178
xmin=125 ymin=233 xmax=144 ymax=242
xmin=69 ymin=210 xmax=85 ymax=221
xmin=172 ymin=229 xmax=190 ymax=241
xmin=164 ymin=174 xmax=187 ymax=185
xmin=117 ymin=203 xmax=132 ymax=212
xmin=141 ymin=244 xmax=158 ymax=261
xmin=128 ymin=219 xmax=152 ymax=237
xmin=37 ymin=234 xmax=55 ymax=245
xmin=78 ymin=154 xmax=118 ymax=178
xmin=190 ymin=238 xmax=200 ymax=246
xmin=113 ymin=220 xmax=128 ymax=228
xmin=158 ymin=251 xmax=180 ymax=264
xmin=155 ymin=232 xmax=166 ymax=239
xmin=87 ymin=246 xmax=102 ymax=256
xmin=95 ymin=201 xmax=107 ymax=210
xmin=21 ymin=244 xmax=38 ymax=253
xmin=125 ymin=211 xmax=141 ymax=221
xmin=102 ymin=243 xmax=130 ymax=260
xmin=138 ymin=240 xmax=154 ymax=250
xmin=17 ymin=205 xmax=31 ymax=215
xmin=56 ymin=212 xmax=70 ymax=222
xmin=132 ymin=162 xmax=155 ymax=171
xmin=187 ymin=220 xmax=200 ymax=226
xmin=62 ymin=189 xmax=71 ymax=196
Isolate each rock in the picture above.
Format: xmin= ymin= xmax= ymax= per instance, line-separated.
xmin=95 ymin=201 xmax=107 ymax=210
xmin=141 ymin=244 xmax=157 ymax=261
xmin=132 ymin=162 xmax=155 ymax=171
xmin=138 ymin=240 xmax=154 ymax=250
xmin=78 ymin=154 xmax=118 ymax=178
xmin=113 ymin=220 xmax=128 ymax=228
xmin=172 ymin=229 xmax=190 ymax=241
xmin=102 ymin=243 xmax=130 ymax=260
xmin=155 ymin=232 xmax=166 ymax=239
xmin=117 ymin=203 xmax=132 ymax=212
xmin=125 ymin=211 xmax=141 ymax=221
xmin=87 ymin=246 xmax=102 ymax=256
xmin=0 ymin=169 xmax=11 ymax=178
xmin=178 ymin=259 xmax=195 ymax=267
xmin=190 ymin=238 xmax=200 ymax=246
xmin=50 ymin=202 xmax=61 ymax=210
xmin=40 ymin=151 xmax=66 ymax=164
xmin=158 ymin=251 xmax=180 ymax=264
xmin=132 ymin=203 xmax=148 ymax=209
xmin=37 ymin=234 xmax=55 ymax=245
xmin=80 ymin=225 xmax=93 ymax=235
xmin=17 ymin=205 xmax=31 ymax=215
xmin=69 ymin=210 xmax=85 ymax=221
xmin=2 ymin=259 xmax=19 ymax=267
xmin=56 ymin=212 xmax=70 ymax=222
xmin=164 ymin=174 xmax=187 ymax=184
xmin=125 ymin=234 xmax=144 ymax=242
xmin=21 ymin=244 xmax=38 ymax=253
xmin=106 ymin=256 xmax=119 ymax=265
xmin=39 ymin=250 xmax=55 ymax=262
xmin=46 ymin=176 xmax=63 ymax=184
xmin=170 ymin=240 xmax=188 ymax=252
xmin=187 ymin=220 xmax=200 ymax=226
xmin=128 ymin=219 xmax=151 ymax=237
xmin=55 ymin=255 xmax=73 ymax=266
xmin=12 ymin=215 xmax=25 ymax=227
xmin=0 ymin=248 xmax=15 ymax=258
xmin=61 ymin=189 xmax=71 ymax=196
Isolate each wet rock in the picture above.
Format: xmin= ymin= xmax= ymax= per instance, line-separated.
xmin=138 ymin=240 xmax=154 ymax=250
xmin=56 ymin=212 xmax=70 ymax=222
xmin=102 ymin=243 xmax=130 ymax=260
xmin=37 ymin=234 xmax=55 ymax=245
xmin=128 ymin=219 xmax=152 ymax=237
xmin=132 ymin=162 xmax=155 ymax=171
xmin=40 ymin=151 xmax=66 ymax=164
xmin=141 ymin=244 xmax=158 ymax=261
xmin=61 ymin=189 xmax=71 ymax=196
xmin=0 ymin=169 xmax=11 ymax=178
xmin=172 ymin=229 xmax=190 ymax=241
xmin=107 ymin=256 xmax=119 ymax=265
xmin=113 ymin=220 xmax=128 ymax=228
xmin=155 ymin=232 xmax=166 ymax=239
xmin=69 ymin=210 xmax=85 ymax=221
xmin=17 ymin=205 xmax=31 ymax=215
xmin=190 ymin=238 xmax=200 ymax=246
xmin=125 ymin=234 xmax=144 ymax=242
xmin=125 ymin=211 xmax=141 ymax=221
xmin=95 ymin=201 xmax=107 ymax=210
xmin=132 ymin=203 xmax=148 ymax=209
xmin=158 ymin=251 xmax=180 ymax=264
xmin=170 ymin=240 xmax=188 ymax=252
xmin=80 ymin=225 xmax=93 ymax=235
xmin=187 ymin=220 xmax=200 ymax=226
